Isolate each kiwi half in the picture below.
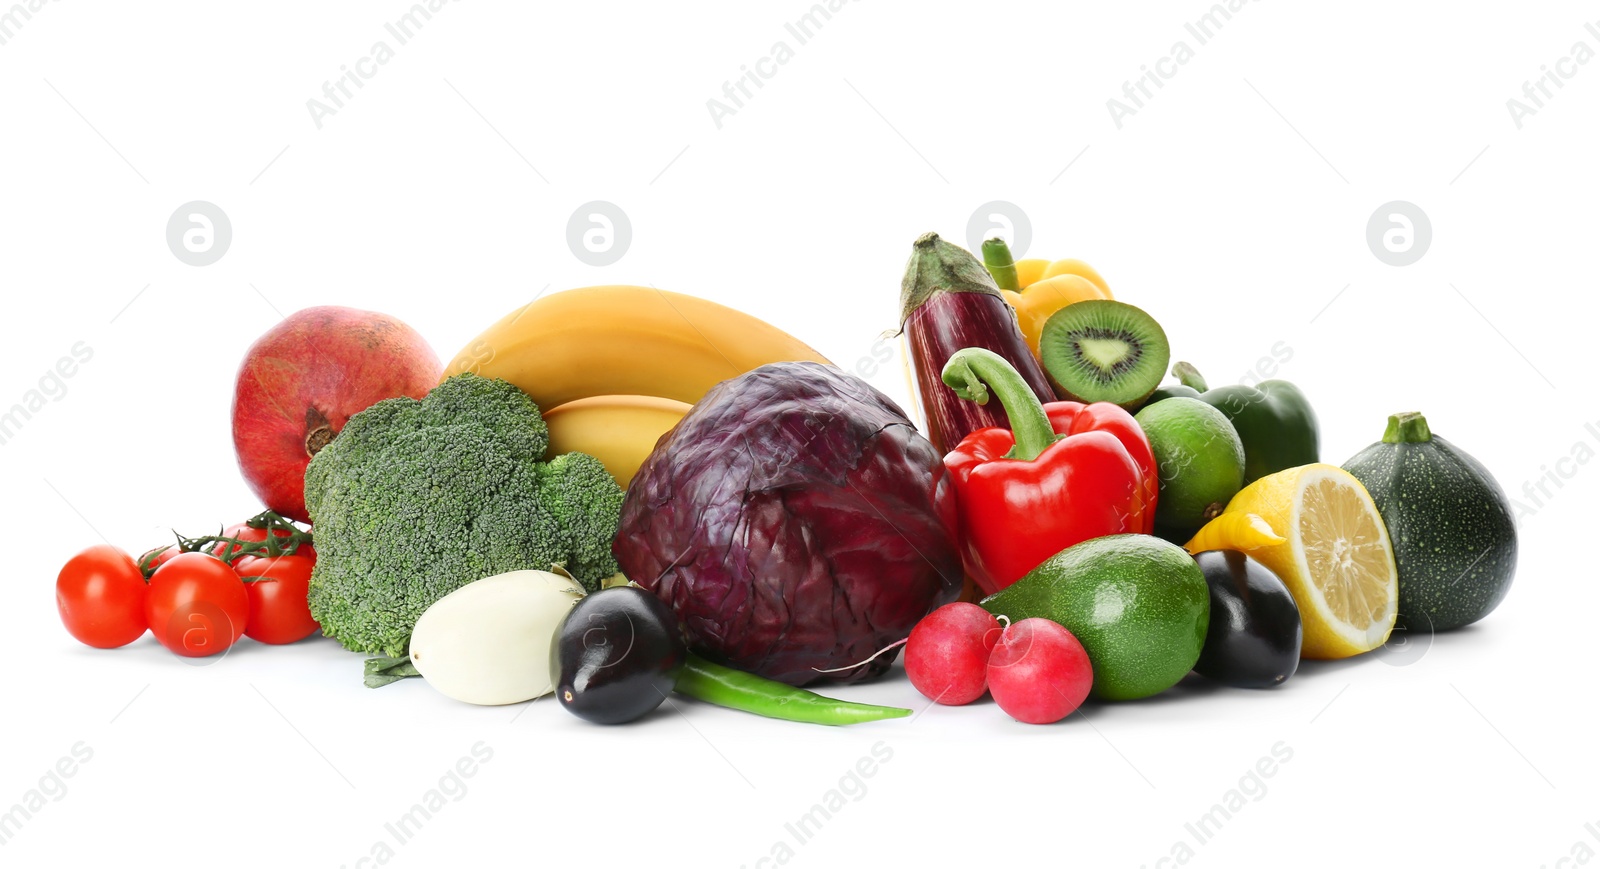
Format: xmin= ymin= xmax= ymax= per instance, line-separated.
xmin=1039 ymin=299 xmax=1170 ymax=408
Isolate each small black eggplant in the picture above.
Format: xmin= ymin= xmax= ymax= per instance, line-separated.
xmin=1193 ymin=551 xmax=1302 ymax=688
xmin=551 ymin=587 xmax=687 ymax=724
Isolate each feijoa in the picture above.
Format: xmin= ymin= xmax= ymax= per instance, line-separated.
xmin=1193 ymin=550 xmax=1302 ymax=688
xmin=551 ymin=586 xmax=687 ymax=724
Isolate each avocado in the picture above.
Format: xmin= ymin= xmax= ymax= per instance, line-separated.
xmin=980 ymin=534 xmax=1209 ymax=701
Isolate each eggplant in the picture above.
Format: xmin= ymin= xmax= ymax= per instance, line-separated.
xmin=404 ymin=570 xmax=586 ymax=704
xmin=551 ymin=586 xmax=916 ymax=726
xmin=900 ymin=232 xmax=1056 ymax=454
xmin=551 ymin=587 xmax=687 ymax=724
xmin=1193 ymin=551 xmax=1302 ymax=688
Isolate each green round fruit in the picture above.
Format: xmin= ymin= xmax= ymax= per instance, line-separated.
xmin=1342 ymin=412 xmax=1517 ymax=631
xmin=980 ymin=534 xmax=1210 ymax=701
xmin=1134 ymin=397 xmax=1246 ymax=533
xmin=1136 ymin=383 xmax=1200 ymax=411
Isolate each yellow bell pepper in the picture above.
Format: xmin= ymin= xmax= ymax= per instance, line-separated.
xmin=982 ymin=239 xmax=1113 ymax=357
xmin=1014 ymin=257 xmax=1051 ymax=289
xmin=1040 ymin=258 xmax=1110 ymax=296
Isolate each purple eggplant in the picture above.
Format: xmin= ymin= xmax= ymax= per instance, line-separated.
xmin=899 ymin=232 xmax=1056 ymax=454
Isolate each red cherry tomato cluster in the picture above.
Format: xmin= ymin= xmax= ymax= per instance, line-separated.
xmin=904 ymin=602 xmax=1093 ymax=725
xmin=56 ymin=511 xmax=320 ymax=657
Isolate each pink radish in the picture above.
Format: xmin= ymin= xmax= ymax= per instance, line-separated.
xmin=905 ymin=603 xmax=1002 ymax=705
xmin=987 ymin=618 xmax=1093 ymax=724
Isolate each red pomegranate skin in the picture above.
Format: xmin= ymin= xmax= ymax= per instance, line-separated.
xmin=231 ymin=306 xmax=440 ymax=523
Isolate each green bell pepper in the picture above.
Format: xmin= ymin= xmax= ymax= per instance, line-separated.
xmin=1164 ymin=362 xmax=1319 ymax=485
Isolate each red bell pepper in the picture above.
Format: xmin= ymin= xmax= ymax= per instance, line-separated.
xmin=940 ymin=347 xmax=1158 ymax=595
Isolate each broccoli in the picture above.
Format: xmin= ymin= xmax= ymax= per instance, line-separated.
xmin=303 ymin=373 xmax=625 ymax=655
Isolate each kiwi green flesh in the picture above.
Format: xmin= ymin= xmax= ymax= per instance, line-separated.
xmin=1040 ymin=300 xmax=1170 ymax=407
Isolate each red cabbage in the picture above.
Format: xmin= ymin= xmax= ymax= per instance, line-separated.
xmin=612 ymin=362 xmax=962 ymax=686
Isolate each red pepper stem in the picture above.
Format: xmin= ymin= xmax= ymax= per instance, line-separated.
xmin=980 ymin=238 xmax=1020 ymax=291
xmin=941 ymin=347 xmax=1059 ymax=461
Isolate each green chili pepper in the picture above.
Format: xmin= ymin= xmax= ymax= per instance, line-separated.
xmin=674 ymin=654 xmax=911 ymax=726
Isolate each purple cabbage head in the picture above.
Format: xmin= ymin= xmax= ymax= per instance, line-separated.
xmin=612 ymin=362 xmax=962 ymax=686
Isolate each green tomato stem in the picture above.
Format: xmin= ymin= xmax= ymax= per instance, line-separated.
xmin=138 ymin=511 xmax=314 ymax=580
xmin=673 ymin=654 xmax=910 ymax=726
xmin=941 ymin=347 xmax=1060 ymax=461
xmin=981 ymin=238 xmax=1020 ymax=291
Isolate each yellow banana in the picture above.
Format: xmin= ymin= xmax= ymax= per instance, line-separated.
xmin=444 ymin=286 xmax=832 ymax=409
xmin=542 ymin=394 xmax=690 ymax=489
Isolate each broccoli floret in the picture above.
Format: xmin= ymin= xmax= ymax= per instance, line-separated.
xmin=303 ymin=373 xmax=624 ymax=656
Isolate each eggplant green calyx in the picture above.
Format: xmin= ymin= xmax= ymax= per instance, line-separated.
xmin=899 ymin=232 xmax=1004 ymax=326
xmin=941 ymin=347 xmax=1061 ymax=462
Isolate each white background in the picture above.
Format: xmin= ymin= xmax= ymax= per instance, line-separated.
xmin=3 ymin=1 xmax=1598 ymax=866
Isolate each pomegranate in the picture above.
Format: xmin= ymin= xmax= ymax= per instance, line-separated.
xmin=231 ymin=306 xmax=440 ymax=522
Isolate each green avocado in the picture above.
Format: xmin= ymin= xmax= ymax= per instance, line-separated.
xmin=981 ymin=534 xmax=1209 ymax=701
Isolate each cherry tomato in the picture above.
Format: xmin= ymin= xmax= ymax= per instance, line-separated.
xmin=233 ymin=548 xmax=320 ymax=644
xmin=57 ymin=545 xmax=148 ymax=649
xmin=145 ymin=552 xmax=249 ymax=657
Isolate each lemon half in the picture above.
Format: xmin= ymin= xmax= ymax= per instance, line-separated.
xmin=1224 ymin=464 xmax=1398 ymax=659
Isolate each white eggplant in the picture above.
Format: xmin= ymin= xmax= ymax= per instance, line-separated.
xmin=408 ymin=570 xmax=585 ymax=705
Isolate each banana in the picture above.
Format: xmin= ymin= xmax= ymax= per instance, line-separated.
xmin=542 ymin=395 xmax=690 ymax=489
xmin=444 ymin=285 xmax=832 ymax=409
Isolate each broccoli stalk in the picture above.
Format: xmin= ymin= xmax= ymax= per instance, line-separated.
xmin=303 ymin=373 xmax=625 ymax=656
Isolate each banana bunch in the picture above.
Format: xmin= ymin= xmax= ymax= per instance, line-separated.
xmin=445 ymin=285 xmax=832 ymax=488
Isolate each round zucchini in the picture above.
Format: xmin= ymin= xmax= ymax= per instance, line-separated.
xmin=1342 ymin=412 xmax=1516 ymax=631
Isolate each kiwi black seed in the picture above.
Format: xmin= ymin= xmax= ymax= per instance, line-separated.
xmin=1038 ymin=300 xmax=1170 ymax=409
